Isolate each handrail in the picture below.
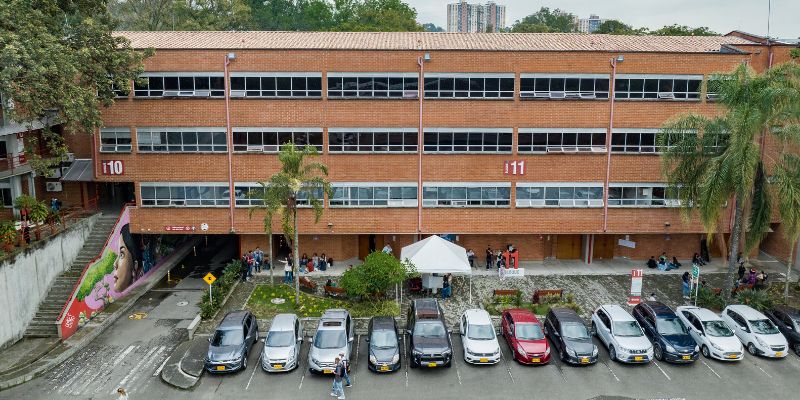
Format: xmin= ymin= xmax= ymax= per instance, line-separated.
xmin=0 ymin=153 xmax=27 ymax=172
xmin=56 ymin=202 xmax=134 ymax=324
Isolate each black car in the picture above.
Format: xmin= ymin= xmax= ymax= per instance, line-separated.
xmin=205 ymin=310 xmax=259 ymax=373
xmin=544 ymin=307 xmax=598 ymax=365
xmin=632 ymin=301 xmax=699 ymax=363
xmin=367 ymin=316 xmax=401 ymax=373
xmin=764 ymin=305 xmax=800 ymax=355
xmin=406 ymin=298 xmax=453 ymax=368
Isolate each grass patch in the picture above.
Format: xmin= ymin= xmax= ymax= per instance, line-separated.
xmin=483 ymin=293 xmax=581 ymax=317
xmin=246 ymin=284 xmax=399 ymax=319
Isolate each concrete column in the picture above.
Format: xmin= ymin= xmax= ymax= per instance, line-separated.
xmin=582 ymin=234 xmax=593 ymax=264
xmin=9 ymin=175 xmax=21 ymax=218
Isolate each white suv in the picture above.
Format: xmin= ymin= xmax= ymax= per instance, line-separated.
xmin=460 ymin=309 xmax=501 ymax=365
xmin=676 ymin=306 xmax=743 ymax=361
xmin=591 ymin=305 xmax=653 ymax=363
xmin=721 ymin=305 xmax=788 ymax=358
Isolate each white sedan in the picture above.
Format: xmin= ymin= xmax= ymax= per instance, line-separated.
xmin=721 ymin=305 xmax=788 ymax=358
xmin=460 ymin=309 xmax=501 ymax=365
xmin=676 ymin=306 xmax=743 ymax=361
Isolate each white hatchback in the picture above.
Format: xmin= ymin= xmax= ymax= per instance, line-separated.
xmin=591 ymin=305 xmax=653 ymax=363
xmin=460 ymin=309 xmax=501 ymax=365
xmin=721 ymin=305 xmax=788 ymax=358
xmin=676 ymin=306 xmax=743 ymax=361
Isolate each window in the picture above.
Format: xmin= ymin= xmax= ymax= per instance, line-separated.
xmin=99 ymin=128 xmax=132 ymax=153
xmin=140 ymin=183 xmax=229 ymax=207
xmin=422 ymin=183 xmax=510 ymax=207
xmin=607 ymin=184 xmax=680 ymax=207
xmin=516 ymin=183 xmax=604 ymax=208
xmin=518 ymin=128 xmax=606 ymax=153
xmin=137 ymin=127 xmax=227 ymax=153
xmin=329 ymin=183 xmax=417 ymax=207
xmin=232 ymin=128 xmax=323 ymax=152
xmin=111 ymin=81 xmax=129 ymax=98
xmin=0 ymin=186 xmax=11 ymax=207
xmin=519 ymin=74 xmax=609 ymax=100
xmin=611 ymin=129 xmax=726 ymax=154
xmin=234 ymin=183 xmax=322 ymax=207
xmin=230 ymin=73 xmax=322 ymax=98
xmin=328 ymin=128 xmax=418 ymax=153
xmin=133 ymin=73 xmax=225 ymax=97
xmin=423 ymin=128 xmax=512 ymax=153
xmin=614 ymin=74 xmax=702 ymax=100
xmin=424 ymin=73 xmax=514 ymax=99
xmin=0 ymin=141 xmax=7 ymax=158
xmin=327 ymin=73 xmax=418 ymax=98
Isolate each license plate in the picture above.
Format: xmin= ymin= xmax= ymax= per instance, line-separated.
xmin=634 ymin=356 xmax=643 ymax=361
xmin=776 ymin=352 xmax=783 ymax=357
xmin=323 ymin=369 xmax=333 ymax=374
xmin=380 ymin=365 xmax=389 ymax=371
xmin=727 ymin=354 xmax=738 ymax=359
xmin=580 ymin=357 xmax=589 ymax=364
xmin=479 ymin=358 xmax=488 ymax=363
xmin=427 ymin=362 xmax=437 ymax=368
xmin=682 ymin=355 xmax=691 ymax=360
xmin=216 ymin=366 xmax=225 ymax=371
xmin=531 ymin=357 xmax=541 ymax=363
xmin=273 ymin=364 xmax=283 ymax=369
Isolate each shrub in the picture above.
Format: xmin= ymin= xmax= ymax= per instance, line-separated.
xmin=0 ymin=220 xmax=16 ymax=245
xmin=735 ymin=289 xmax=773 ymax=311
xmin=693 ymin=287 xmax=726 ymax=311
xmin=199 ymin=260 xmax=242 ymax=319
xmin=538 ymin=293 xmax=562 ymax=305
xmin=340 ymin=252 xmax=415 ymax=298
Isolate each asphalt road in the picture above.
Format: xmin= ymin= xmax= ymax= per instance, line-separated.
xmin=6 ymin=326 xmax=800 ymax=400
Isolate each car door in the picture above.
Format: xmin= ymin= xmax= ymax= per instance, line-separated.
xmin=596 ymin=309 xmax=612 ymax=347
xmin=642 ymin=309 xmax=658 ymax=343
xmin=684 ymin=312 xmax=704 ymax=345
xmin=243 ymin=317 xmax=253 ymax=352
xmin=727 ymin=310 xmax=749 ymax=343
xmin=547 ymin=315 xmax=562 ymax=352
xmin=503 ymin=313 xmax=516 ymax=349
xmin=294 ymin=319 xmax=302 ymax=360
xmin=460 ymin=314 xmax=469 ymax=352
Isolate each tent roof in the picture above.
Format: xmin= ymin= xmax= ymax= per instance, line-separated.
xmin=400 ymin=235 xmax=471 ymax=275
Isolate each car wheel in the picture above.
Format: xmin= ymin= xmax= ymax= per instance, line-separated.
xmin=654 ymin=344 xmax=663 ymax=361
xmin=609 ymin=346 xmax=617 ymax=362
xmin=747 ymin=343 xmax=758 ymax=356
xmin=794 ymin=343 xmax=800 ymax=356
xmin=701 ymin=345 xmax=710 ymax=358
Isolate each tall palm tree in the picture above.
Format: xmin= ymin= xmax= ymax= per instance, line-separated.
xmin=659 ymin=62 xmax=800 ymax=303
xmin=249 ymin=142 xmax=332 ymax=305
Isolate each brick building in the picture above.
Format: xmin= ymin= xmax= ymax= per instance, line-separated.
xmin=55 ymin=31 xmax=798 ymax=264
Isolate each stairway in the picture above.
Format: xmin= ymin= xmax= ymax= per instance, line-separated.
xmin=23 ymin=214 xmax=120 ymax=339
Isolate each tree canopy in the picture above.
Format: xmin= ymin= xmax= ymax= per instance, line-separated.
xmin=339 ymin=251 xmax=416 ymax=298
xmin=511 ymin=7 xmax=576 ymax=33
xmin=649 ymin=24 xmax=718 ymax=36
xmin=422 ymin=23 xmax=445 ymax=32
xmin=594 ymin=20 xmax=645 ymax=35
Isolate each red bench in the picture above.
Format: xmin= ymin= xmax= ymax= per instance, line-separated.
xmin=299 ymin=276 xmax=317 ymax=293
xmin=324 ymin=285 xmax=347 ymax=297
xmin=532 ymin=289 xmax=564 ymax=304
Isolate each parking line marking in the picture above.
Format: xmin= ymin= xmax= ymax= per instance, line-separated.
xmin=601 ymin=361 xmax=620 ymax=382
xmin=499 ymin=345 xmax=515 ymax=384
xmin=451 ymin=334 xmax=462 ymax=385
xmin=755 ymin=364 xmax=772 ymax=378
xmin=403 ymin=335 xmax=409 ymax=387
xmin=552 ymin=364 xmax=567 ymax=383
xmin=455 ymin=368 xmax=463 ymax=385
xmin=652 ymin=360 xmax=671 ymax=381
xmin=298 ymin=337 xmax=307 ymax=390
xmin=246 ymin=353 xmax=261 ymax=390
xmin=153 ymin=357 xmax=170 ymax=377
xmin=701 ymin=360 xmax=721 ymax=379
xmin=116 ymin=345 xmax=161 ymax=390
xmin=354 ymin=334 xmax=360 ymax=376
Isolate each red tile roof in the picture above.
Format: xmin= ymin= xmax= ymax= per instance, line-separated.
xmin=115 ymin=31 xmax=756 ymax=53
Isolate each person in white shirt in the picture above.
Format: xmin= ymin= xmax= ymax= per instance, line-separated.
xmin=382 ymin=244 xmax=393 ymax=254
xmin=466 ymin=249 xmax=475 ymax=268
xmin=283 ymin=259 xmax=293 ymax=284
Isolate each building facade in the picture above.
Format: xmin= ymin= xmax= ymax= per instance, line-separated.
xmin=0 ymin=94 xmax=44 ymax=221
xmin=58 ymin=31 xmax=798 ymax=264
xmin=447 ymin=1 xmax=506 ymax=33
xmin=575 ymin=14 xmax=608 ymax=33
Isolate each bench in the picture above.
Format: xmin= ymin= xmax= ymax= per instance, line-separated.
xmin=299 ymin=277 xmax=317 ymax=293
xmin=711 ymin=284 xmax=754 ymax=297
xmin=492 ymin=289 xmax=520 ymax=301
xmin=324 ymin=285 xmax=347 ymax=297
xmin=532 ymin=289 xmax=564 ymax=304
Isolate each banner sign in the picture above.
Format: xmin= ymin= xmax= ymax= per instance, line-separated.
xmin=628 ymin=269 xmax=644 ymax=305
xmin=499 ymin=268 xmax=525 ymax=280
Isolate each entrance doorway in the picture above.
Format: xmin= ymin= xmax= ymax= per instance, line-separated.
xmin=592 ymin=235 xmax=616 ymax=261
xmin=556 ymin=235 xmax=582 ymax=260
xmin=97 ymin=182 xmax=135 ymax=212
xmin=272 ymin=234 xmax=292 ymax=260
xmin=358 ymin=234 xmax=384 ymax=260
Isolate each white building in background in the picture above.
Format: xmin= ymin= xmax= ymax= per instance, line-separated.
xmin=447 ymin=1 xmax=506 ymax=33
xmin=575 ymin=14 xmax=608 ymax=33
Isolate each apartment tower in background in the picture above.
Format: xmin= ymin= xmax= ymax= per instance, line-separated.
xmin=447 ymin=1 xmax=506 ymax=33
xmin=575 ymin=14 xmax=608 ymax=33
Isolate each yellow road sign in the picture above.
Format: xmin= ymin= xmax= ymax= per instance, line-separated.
xmin=128 ymin=312 xmax=147 ymax=320
xmin=203 ymin=272 xmax=217 ymax=285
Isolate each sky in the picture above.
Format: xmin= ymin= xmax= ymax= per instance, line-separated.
xmin=408 ymin=0 xmax=799 ymax=39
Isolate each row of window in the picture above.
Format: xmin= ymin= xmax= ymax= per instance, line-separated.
xmin=124 ymin=73 xmax=710 ymax=101
xmin=103 ymin=128 xmax=720 ymax=154
xmin=139 ymin=183 xmax=680 ymax=208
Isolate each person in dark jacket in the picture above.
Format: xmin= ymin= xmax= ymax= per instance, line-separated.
xmin=647 ymin=256 xmax=658 ymax=269
xmin=671 ymin=257 xmax=682 ymax=269
xmin=681 ymin=271 xmax=691 ymax=298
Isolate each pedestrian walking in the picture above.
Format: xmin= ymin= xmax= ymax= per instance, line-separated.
xmin=331 ymin=356 xmax=345 ymax=399
xmin=466 ymin=249 xmax=475 ymax=268
xmin=117 ymin=388 xmax=128 ymax=400
xmin=485 ymin=245 xmax=493 ymax=270
xmin=681 ymin=271 xmax=691 ymax=299
xmin=339 ymin=352 xmax=352 ymax=387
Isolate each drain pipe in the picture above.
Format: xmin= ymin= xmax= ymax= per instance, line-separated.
xmin=602 ymin=56 xmax=621 ymax=233
xmin=417 ymin=53 xmax=427 ymax=239
xmin=224 ymin=53 xmax=236 ymax=233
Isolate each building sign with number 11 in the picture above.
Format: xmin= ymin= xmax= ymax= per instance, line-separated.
xmin=504 ymin=160 xmax=526 ymax=175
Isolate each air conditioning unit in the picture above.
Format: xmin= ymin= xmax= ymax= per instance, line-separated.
xmin=588 ymin=199 xmax=604 ymax=207
xmin=579 ymin=93 xmax=597 ymax=99
xmin=402 ymin=90 xmax=418 ymax=99
xmin=194 ymin=90 xmax=211 ymax=97
xmin=162 ymin=90 xmax=181 ymax=97
xmin=706 ymin=93 xmax=719 ymax=100
xmin=46 ymin=181 xmax=63 ymax=192
xmin=451 ymin=200 xmax=467 ymax=206
xmin=564 ymin=92 xmax=582 ymax=99
xmin=177 ymin=91 xmax=195 ymax=96
xmin=549 ymin=91 xmax=566 ymax=99
xmin=387 ymin=200 xmax=403 ymax=207
xmin=658 ymin=92 xmax=676 ymax=99
xmin=519 ymin=92 xmax=538 ymax=98
xmin=246 ymin=145 xmax=262 ymax=152
xmin=590 ymin=146 xmax=607 ymax=153
xmin=230 ymin=90 xmax=246 ymax=98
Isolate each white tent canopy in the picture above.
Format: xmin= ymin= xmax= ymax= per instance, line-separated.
xmin=400 ymin=235 xmax=472 ymax=276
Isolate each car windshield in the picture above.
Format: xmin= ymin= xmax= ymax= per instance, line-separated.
xmin=612 ymin=321 xmax=643 ymax=337
xmin=211 ymin=328 xmax=243 ymax=346
xmin=562 ymin=322 xmax=590 ymax=340
xmin=702 ymin=320 xmax=734 ymax=337
xmin=656 ymin=317 xmax=688 ymax=336
xmin=370 ymin=330 xmax=397 ymax=349
xmin=749 ymin=319 xmax=779 ymax=335
xmin=467 ymin=324 xmax=495 ymax=340
xmin=515 ymin=323 xmax=544 ymax=340
xmin=314 ymin=330 xmax=346 ymax=349
xmin=413 ymin=322 xmax=446 ymax=338
xmin=266 ymin=331 xmax=294 ymax=347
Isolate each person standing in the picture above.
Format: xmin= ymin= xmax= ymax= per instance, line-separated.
xmin=339 ymin=352 xmax=352 ymax=387
xmin=117 ymin=388 xmax=128 ymax=400
xmin=441 ymin=273 xmax=451 ymax=300
xmin=254 ymin=247 xmax=263 ymax=273
xmin=466 ymin=249 xmax=475 ymax=268
xmin=312 ymin=252 xmax=319 ymax=270
xmin=681 ymin=271 xmax=691 ymax=299
xmin=284 ymin=258 xmax=293 ymax=284
xmin=382 ymin=243 xmax=393 ymax=254
xmin=485 ymin=246 xmax=493 ymax=270
xmin=331 ymin=356 xmax=345 ymax=399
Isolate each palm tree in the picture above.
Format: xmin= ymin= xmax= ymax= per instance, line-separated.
xmin=249 ymin=142 xmax=332 ymax=305
xmin=659 ymin=62 xmax=800 ymax=303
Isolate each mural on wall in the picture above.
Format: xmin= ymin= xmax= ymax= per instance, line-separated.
xmin=58 ymin=207 xmax=187 ymax=339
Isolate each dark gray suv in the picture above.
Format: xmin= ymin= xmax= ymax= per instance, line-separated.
xmin=407 ymin=298 xmax=453 ymax=368
xmin=205 ymin=310 xmax=259 ymax=373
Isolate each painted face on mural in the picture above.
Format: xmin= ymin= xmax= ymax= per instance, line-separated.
xmin=113 ymin=224 xmax=140 ymax=292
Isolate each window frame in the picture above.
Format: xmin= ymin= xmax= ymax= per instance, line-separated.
xmin=422 ymin=182 xmax=511 ymax=208
xmin=99 ymin=127 xmax=132 ymax=153
xmin=329 ymin=182 xmax=418 ymax=208
xmin=519 ymin=73 xmax=610 ymax=100
xmin=229 ymin=72 xmax=322 ymax=99
xmin=0 ymin=183 xmax=12 ymax=208
xmin=233 ymin=182 xmax=322 ymax=208
xmin=607 ymin=183 xmax=681 ymax=208
xmin=423 ymin=128 xmax=513 ymax=154
xmin=232 ymin=127 xmax=323 ymax=153
xmin=328 ymin=128 xmax=418 ymax=153
xmin=136 ymin=127 xmax=228 ymax=153
xmin=134 ymin=72 xmax=226 ymax=98
xmin=515 ymin=182 xmax=604 ymax=208
xmin=327 ymin=72 xmax=419 ymax=99
xmin=424 ymin=73 xmax=515 ymax=99
xmin=139 ymin=182 xmax=230 ymax=207
xmin=614 ymin=74 xmax=702 ymax=101
xmin=518 ymin=128 xmax=607 ymax=153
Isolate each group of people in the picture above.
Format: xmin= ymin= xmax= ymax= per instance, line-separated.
xmin=330 ymin=352 xmax=352 ymax=399
xmin=737 ymin=253 xmax=769 ymax=289
xmin=646 ymin=252 xmax=686 ymax=271
xmin=299 ymin=252 xmax=333 ymax=273
xmin=241 ymin=247 xmax=268 ymax=282
xmin=475 ymin=245 xmax=517 ymax=270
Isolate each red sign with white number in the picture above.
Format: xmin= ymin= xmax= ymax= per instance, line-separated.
xmin=101 ymin=160 xmax=124 ymax=175
xmin=628 ymin=269 xmax=644 ymax=305
xmin=504 ymin=160 xmax=526 ymax=175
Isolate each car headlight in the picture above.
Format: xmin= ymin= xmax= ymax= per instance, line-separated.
xmin=566 ymin=347 xmax=576 ymax=356
xmin=544 ymin=347 xmax=551 ymax=356
xmin=711 ymin=342 xmax=724 ymax=351
xmin=592 ymin=347 xmax=599 ymax=357
xmin=618 ymin=346 xmax=630 ymax=353
xmin=493 ymin=348 xmax=501 ymax=356
xmin=369 ymin=355 xmax=378 ymax=364
xmin=517 ymin=344 xmax=526 ymax=355
xmin=695 ymin=345 xmax=700 ymax=352
xmin=442 ymin=349 xmax=452 ymax=356
xmin=311 ymin=356 xmax=320 ymax=365
xmin=412 ymin=349 xmax=423 ymax=356
xmin=756 ymin=337 xmax=768 ymax=348
xmin=665 ymin=344 xmax=676 ymax=353
xmin=391 ymin=354 xmax=400 ymax=364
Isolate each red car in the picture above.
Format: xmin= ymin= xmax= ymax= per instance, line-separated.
xmin=500 ymin=309 xmax=551 ymax=365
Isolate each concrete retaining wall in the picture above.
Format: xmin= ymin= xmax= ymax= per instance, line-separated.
xmin=0 ymin=214 xmax=100 ymax=349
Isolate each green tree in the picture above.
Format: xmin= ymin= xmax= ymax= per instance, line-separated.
xmin=0 ymin=0 xmax=149 ymax=175
xmin=334 ymin=0 xmax=422 ymax=32
xmin=594 ymin=19 xmax=644 ymax=35
xmin=248 ymin=0 xmax=334 ymax=31
xmin=650 ymin=24 xmax=718 ymax=36
xmin=511 ymin=7 xmax=576 ymax=33
xmin=422 ymin=23 xmax=444 ymax=32
xmin=339 ymin=251 xmax=416 ymax=298
xmin=109 ymin=0 xmax=182 ymax=30
xmin=659 ymin=63 xmax=800 ymax=303
xmin=111 ymin=0 xmax=252 ymax=30
xmin=252 ymin=143 xmax=332 ymax=305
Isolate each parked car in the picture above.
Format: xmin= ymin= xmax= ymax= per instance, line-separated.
xmin=261 ymin=313 xmax=303 ymax=372
xmin=764 ymin=306 xmax=800 ymax=355
xmin=460 ymin=309 xmax=501 ymax=365
xmin=676 ymin=306 xmax=743 ymax=361
xmin=544 ymin=307 xmax=598 ymax=365
xmin=591 ymin=304 xmax=653 ymax=364
xmin=632 ymin=301 xmax=699 ymax=363
xmin=721 ymin=305 xmax=788 ymax=358
xmin=500 ymin=309 xmax=550 ymax=365
xmin=407 ymin=298 xmax=453 ymax=368
xmin=204 ymin=310 xmax=259 ymax=373
xmin=367 ymin=316 xmax=401 ymax=373
xmin=308 ymin=309 xmax=354 ymax=374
